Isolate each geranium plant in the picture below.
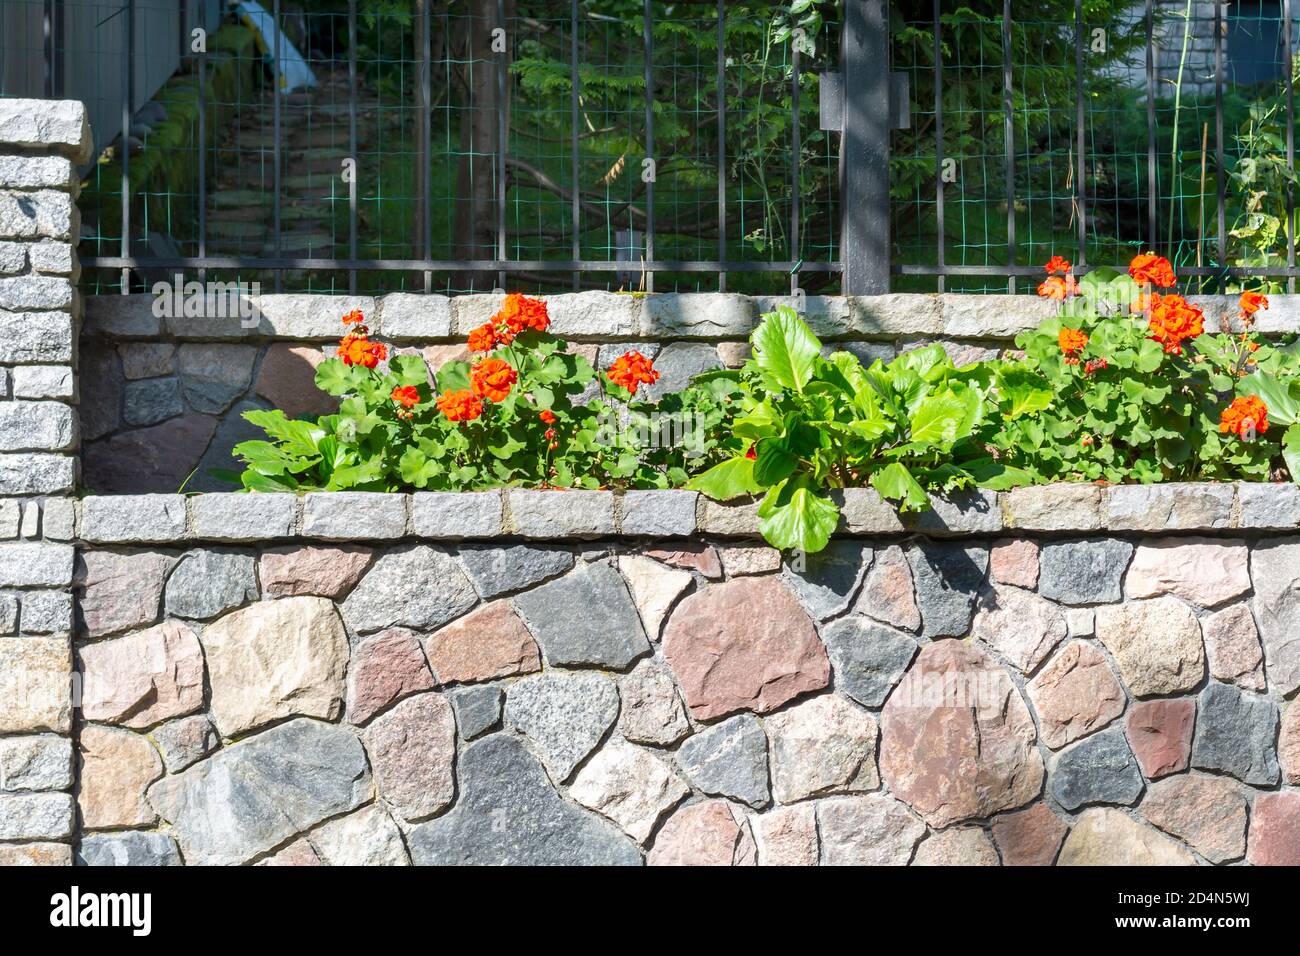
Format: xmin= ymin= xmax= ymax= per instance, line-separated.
xmin=231 ymin=295 xmax=736 ymax=492
xmin=992 ymin=253 xmax=1299 ymax=483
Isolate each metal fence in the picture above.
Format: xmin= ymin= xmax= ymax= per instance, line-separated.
xmin=2 ymin=1 xmax=1298 ymax=296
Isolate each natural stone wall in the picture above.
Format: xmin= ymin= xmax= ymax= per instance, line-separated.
xmin=55 ymin=487 xmax=1300 ymax=865
xmin=0 ymin=100 xmax=90 ymax=866
xmin=78 ymin=288 xmax=1300 ymax=494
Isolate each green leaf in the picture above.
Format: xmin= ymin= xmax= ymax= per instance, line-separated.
xmin=753 ymin=436 xmax=798 ymax=486
xmin=1284 ymin=423 xmax=1300 ymax=482
xmin=685 ymin=456 xmax=761 ymax=499
xmin=751 ymin=306 xmax=821 ymax=393
xmin=908 ymin=392 xmax=969 ymax=446
xmin=869 ymin=461 xmax=929 ymax=511
xmin=389 ymin=354 xmax=430 ymax=387
xmin=1240 ymin=372 xmax=1300 ymax=427
xmin=996 ymin=365 xmax=1054 ymax=419
xmin=436 ymin=360 xmax=471 ymax=393
xmin=756 ymin=478 xmax=839 ymax=553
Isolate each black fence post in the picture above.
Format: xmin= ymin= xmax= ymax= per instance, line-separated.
xmin=840 ymin=0 xmax=890 ymax=295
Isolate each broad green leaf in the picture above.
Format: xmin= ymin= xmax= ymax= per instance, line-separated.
xmin=314 ymin=358 xmax=360 ymax=396
xmin=685 ymin=456 xmax=761 ymax=500
xmin=1284 ymin=423 xmax=1300 ymax=482
xmin=436 ymin=360 xmax=471 ymax=393
xmin=909 ymin=392 xmax=969 ymax=446
xmin=1240 ymin=372 xmax=1300 ymax=426
xmin=390 ymin=354 xmax=430 ymax=387
xmin=996 ymin=365 xmax=1054 ymax=419
xmin=756 ymin=478 xmax=839 ymax=553
xmin=751 ymin=307 xmax=821 ymax=393
xmin=869 ymin=461 xmax=929 ymax=511
xmin=753 ymin=436 xmax=798 ymax=486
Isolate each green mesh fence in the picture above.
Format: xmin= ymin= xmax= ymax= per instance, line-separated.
xmin=1 ymin=1 xmax=1296 ymax=296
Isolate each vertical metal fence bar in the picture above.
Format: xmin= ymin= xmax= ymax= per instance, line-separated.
xmin=53 ymin=0 xmax=64 ymax=98
xmin=643 ymin=0 xmax=655 ymax=293
xmin=791 ymin=43 xmax=801 ymax=296
xmin=120 ymin=0 xmax=134 ymax=293
xmin=571 ymin=0 xmax=581 ymax=291
xmin=1002 ymin=2 xmax=1014 ymax=294
xmin=497 ymin=0 xmax=508 ymax=291
xmin=273 ymin=0 xmax=283 ymax=292
xmin=1214 ymin=1 xmax=1225 ymax=272
xmin=198 ymin=7 xmax=207 ymax=284
xmin=933 ymin=0 xmax=944 ymax=293
xmin=1074 ymin=0 xmax=1086 ymax=269
xmin=348 ymin=0 xmax=358 ymax=294
xmin=1146 ymin=0 xmax=1156 ymax=252
xmin=717 ymin=0 xmax=726 ymax=292
xmin=420 ymin=6 xmax=432 ymax=292
xmin=1287 ymin=0 xmax=1295 ymax=293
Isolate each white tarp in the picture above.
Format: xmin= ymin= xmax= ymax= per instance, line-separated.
xmin=231 ymin=0 xmax=318 ymax=94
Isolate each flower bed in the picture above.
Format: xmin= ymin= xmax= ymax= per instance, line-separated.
xmin=230 ymin=255 xmax=1300 ymax=555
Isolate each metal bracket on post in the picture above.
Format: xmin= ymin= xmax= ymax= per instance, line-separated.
xmin=837 ymin=0 xmax=892 ymax=295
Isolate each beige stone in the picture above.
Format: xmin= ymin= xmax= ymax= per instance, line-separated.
xmin=570 ymin=738 xmax=689 ymax=844
xmin=202 ymin=597 xmax=349 ymax=736
xmin=970 ymin=584 xmax=1067 ymax=673
xmin=0 ymin=637 xmax=70 ymax=733
xmin=1095 ymin=596 xmax=1205 ymax=697
xmin=752 ymin=804 xmax=818 ymax=866
xmin=77 ymin=725 xmax=162 ymax=830
xmin=1027 ymin=641 xmax=1125 ymax=749
xmin=912 ymin=828 xmax=1001 ymax=865
xmin=1125 ymin=537 xmax=1251 ymax=607
xmin=618 ymin=555 xmax=693 ymax=640
xmin=1202 ymin=603 xmax=1266 ymax=690
xmin=1058 ymin=807 xmax=1197 ymax=865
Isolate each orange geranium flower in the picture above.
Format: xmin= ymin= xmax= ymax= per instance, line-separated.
xmin=1037 ymin=275 xmax=1078 ymax=301
xmin=436 ymin=389 xmax=483 ymax=422
xmin=607 ymin=350 xmax=660 ymax=395
xmin=1129 ymin=252 xmax=1176 ymax=288
xmin=467 ymin=322 xmax=499 ymax=352
xmin=1058 ymin=327 xmax=1089 ymax=357
xmin=470 ymin=357 xmax=518 ymax=403
xmin=391 ymin=385 xmax=420 ymax=409
xmin=496 ymin=293 xmax=551 ymax=336
xmin=1239 ymin=291 xmax=1269 ymax=317
xmin=342 ymin=309 xmax=366 ymax=325
xmin=1220 ymin=395 xmax=1269 ymax=438
xmin=338 ymin=333 xmax=387 ymax=368
xmin=1044 ymin=255 xmax=1072 ymax=275
xmin=539 ymin=409 xmax=557 ymax=425
xmin=1147 ymin=293 xmax=1204 ymax=354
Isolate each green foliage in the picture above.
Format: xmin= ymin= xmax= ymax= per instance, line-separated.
xmin=989 ymin=267 xmax=1296 ymax=484
xmin=686 ymin=306 xmax=1007 ymax=552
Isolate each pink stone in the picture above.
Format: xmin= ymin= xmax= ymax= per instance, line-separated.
xmin=425 ymin=600 xmax=541 ymax=685
xmin=362 ymin=693 xmax=456 ymax=822
xmin=912 ymin=828 xmax=1001 ymax=866
xmin=855 ymin=544 xmax=920 ymax=632
xmin=253 ymin=344 xmax=338 ymax=419
xmin=75 ymin=550 xmax=173 ymax=638
xmin=1202 ymin=603 xmax=1265 ymax=690
xmin=80 ymin=620 xmax=205 ymax=729
xmin=0 ymin=843 xmax=72 ymax=866
xmin=990 ymin=539 xmax=1039 ymax=589
xmin=879 ymin=640 xmax=1043 ymax=827
xmin=752 ymin=804 xmax=818 ymax=866
xmin=1124 ymin=537 xmax=1251 ymax=607
xmin=1282 ymin=704 xmax=1300 ymax=786
xmin=1141 ymin=774 xmax=1248 ymax=864
xmin=1247 ymin=792 xmax=1300 ymax=866
xmin=259 ymin=545 xmax=373 ymax=599
xmin=662 ymin=577 xmax=829 ymax=720
xmin=644 ymin=544 xmax=722 ymax=579
xmin=647 ymin=800 xmax=755 ymax=866
xmin=257 ymin=839 xmax=323 ymax=866
xmin=1026 ymin=641 xmax=1124 ymax=749
xmin=991 ymin=803 xmax=1069 ymax=866
xmin=1126 ymin=699 xmax=1196 ymax=779
xmin=347 ymin=628 xmax=436 ymax=725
